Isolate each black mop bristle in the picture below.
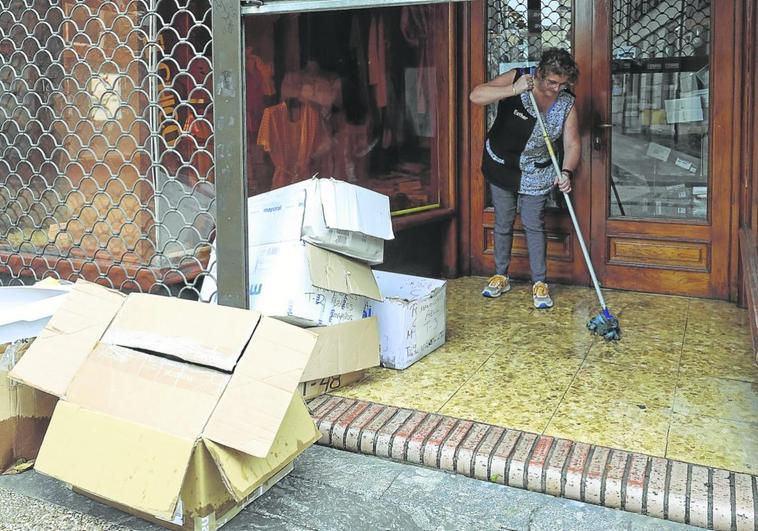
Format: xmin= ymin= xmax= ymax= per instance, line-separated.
xmin=587 ymin=308 xmax=621 ymax=341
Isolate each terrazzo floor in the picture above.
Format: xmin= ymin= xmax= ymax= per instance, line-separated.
xmin=333 ymin=276 xmax=758 ymax=475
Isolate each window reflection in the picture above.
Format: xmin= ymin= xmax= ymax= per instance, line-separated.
xmin=610 ymin=0 xmax=710 ymax=221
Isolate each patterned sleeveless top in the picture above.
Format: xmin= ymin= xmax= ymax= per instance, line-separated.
xmin=517 ymin=90 xmax=574 ymax=195
xmin=481 ymin=68 xmax=575 ymax=195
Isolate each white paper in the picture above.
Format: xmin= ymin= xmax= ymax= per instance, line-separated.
xmin=665 ymin=97 xmax=704 ymax=124
xmin=646 ymin=142 xmax=671 ymax=162
xmin=0 ymin=286 xmax=72 ymax=344
xmin=675 ymin=157 xmax=694 ymax=171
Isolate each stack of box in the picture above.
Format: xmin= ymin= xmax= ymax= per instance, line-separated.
xmin=204 ymin=176 xmax=450 ymax=378
xmin=10 ymin=280 xmax=325 ymax=530
xmin=202 ymin=177 xmax=396 ymax=396
xmin=0 ymin=281 xmax=71 ymax=474
xmin=247 ymin=178 xmax=397 ymax=394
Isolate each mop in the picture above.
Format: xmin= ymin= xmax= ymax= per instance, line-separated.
xmin=527 ymin=90 xmax=621 ymax=341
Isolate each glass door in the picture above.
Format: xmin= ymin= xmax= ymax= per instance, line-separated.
xmin=590 ymin=0 xmax=735 ymax=298
xmin=608 ymin=1 xmax=710 ymax=222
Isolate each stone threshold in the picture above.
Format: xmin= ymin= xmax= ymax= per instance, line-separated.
xmin=308 ymin=395 xmax=757 ymax=531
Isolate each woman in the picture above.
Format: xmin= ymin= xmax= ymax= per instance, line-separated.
xmin=470 ymin=48 xmax=580 ymax=309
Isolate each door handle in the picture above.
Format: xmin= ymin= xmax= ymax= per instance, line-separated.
xmin=593 ymin=123 xmax=612 ymax=150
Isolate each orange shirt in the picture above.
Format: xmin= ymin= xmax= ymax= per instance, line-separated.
xmin=257 ymin=102 xmax=321 ymax=189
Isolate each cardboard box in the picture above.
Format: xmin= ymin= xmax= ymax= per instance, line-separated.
xmin=297 ymin=316 xmax=380 ymax=400
xmin=77 ymin=460 xmax=293 ymax=531
xmin=247 ymin=177 xmax=395 ymax=264
xmin=299 ymin=370 xmax=367 ymax=401
xmin=10 ymin=280 xmax=323 ymax=530
xmin=0 ymin=281 xmax=71 ymax=473
xmin=367 ymin=271 xmax=447 ymax=370
xmin=248 ymin=240 xmax=381 ymax=327
xmin=302 ymin=317 xmax=379 ymax=381
xmin=0 ymin=282 xmax=72 ymax=345
xmin=0 ymin=341 xmax=57 ymax=473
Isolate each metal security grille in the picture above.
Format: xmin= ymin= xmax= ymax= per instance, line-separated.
xmin=487 ymin=0 xmax=572 ymax=96
xmin=0 ymin=0 xmax=216 ymax=299
xmin=613 ymin=0 xmax=708 ymax=60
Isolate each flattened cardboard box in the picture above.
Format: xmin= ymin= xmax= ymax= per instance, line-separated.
xmin=10 ymin=280 xmax=323 ymax=530
xmin=0 ymin=341 xmax=56 ymax=473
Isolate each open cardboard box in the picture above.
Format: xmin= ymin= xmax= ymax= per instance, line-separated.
xmin=299 ymin=317 xmax=380 ymax=400
xmin=10 ymin=280 xmax=323 ymax=530
xmin=368 ymin=271 xmax=447 ymax=370
xmin=0 ymin=341 xmax=57 ymax=474
xmin=247 ymin=177 xmax=395 ymax=265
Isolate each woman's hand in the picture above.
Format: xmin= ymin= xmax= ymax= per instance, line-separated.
xmin=511 ymin=74 xmax=534 ymax=96
xmin=555 ymin=170 xmax=572 ymax=193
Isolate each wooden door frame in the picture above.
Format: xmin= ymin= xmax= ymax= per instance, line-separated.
xmin=588 ymin=0 xmax=739 ymax=300
xmin=735 ymin=0 xmax=757 ymax=304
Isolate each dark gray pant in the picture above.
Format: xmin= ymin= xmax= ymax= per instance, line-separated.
xmin=491 ymin=184 xmax=548 ymax=283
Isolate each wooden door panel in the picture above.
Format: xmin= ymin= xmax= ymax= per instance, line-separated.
xmin=607 ymin=236 xmax=710 ymax=272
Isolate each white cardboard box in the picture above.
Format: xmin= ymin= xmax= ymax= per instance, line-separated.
xmin=367 ymin=271 xmax=447 ymax=370
xmin=247 ymin=177 xmax=394 ymax=264
xmin=248 ymin=240 xmax=381 ymax=327
xmin=0 ymin=281 xmax=72 ymax=344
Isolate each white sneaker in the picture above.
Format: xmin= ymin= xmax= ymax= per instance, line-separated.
xmin=532 ymin=281 xmax=553 ymax=309
xmin=482 ymin=275 xmax=511 ymax=298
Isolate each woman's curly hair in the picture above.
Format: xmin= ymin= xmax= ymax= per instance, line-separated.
xmin=537 ymin=48 xmax=579 ymax=84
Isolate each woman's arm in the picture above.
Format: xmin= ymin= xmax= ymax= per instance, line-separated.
xmin=556 ymin=106 xmax=580 ymax=193
xmin=469 ymin=69 xmax=532 ymax=106
xmin=561 ymin=106 xmax=580 ymax=172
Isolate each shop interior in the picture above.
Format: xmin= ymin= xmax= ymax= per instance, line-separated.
xmin=243 ymin=5 xmax=449 ymax=215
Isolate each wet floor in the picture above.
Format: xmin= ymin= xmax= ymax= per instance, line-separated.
xmin=333 ymin=276 xmax=758 ymax=474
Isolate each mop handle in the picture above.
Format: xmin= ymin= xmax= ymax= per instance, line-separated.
xmin=527 ymin=91 xmax=607 ymax=310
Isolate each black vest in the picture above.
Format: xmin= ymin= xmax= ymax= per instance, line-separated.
xmin=481 ymin=69 xmax=536 ymax=192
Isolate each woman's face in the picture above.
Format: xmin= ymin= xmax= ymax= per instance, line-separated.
xmin=537 ymin=71 xmax=569 ymax=96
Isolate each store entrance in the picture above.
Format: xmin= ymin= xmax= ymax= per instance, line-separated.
xmin=467 ymin=0 xmax=736 ymax=299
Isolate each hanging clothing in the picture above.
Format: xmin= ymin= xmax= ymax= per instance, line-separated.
xmin=257 ymin=101 xmax=321 ymax=189
xmin=246 ymin=54 xmax=275 ymax=135
xmin=400 ymin=5 xmax=435 ymax=116
xmin=482 ymin=69 xmax=574 ymax=195
xmin=367 ymin=14 xmax=388 ymax=109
